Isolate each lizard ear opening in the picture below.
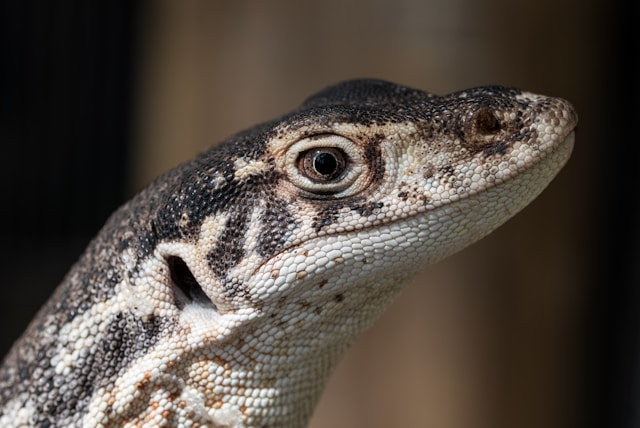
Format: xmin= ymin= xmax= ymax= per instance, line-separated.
xmin=166 ymin=256 xmax=217 ymax=311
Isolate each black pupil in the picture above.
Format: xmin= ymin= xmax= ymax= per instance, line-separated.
xmin=314 ymin=152 xmax=338 ymax=176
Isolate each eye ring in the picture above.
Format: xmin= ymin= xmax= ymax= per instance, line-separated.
xmin=284 ymin=134 xmax=366 ymax=197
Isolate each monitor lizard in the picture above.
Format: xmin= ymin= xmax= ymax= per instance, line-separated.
xmin=0 ymin=79 xmax=577 ymax=427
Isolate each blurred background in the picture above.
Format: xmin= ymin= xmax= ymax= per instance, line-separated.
xmin=0 ymin=1 xmax=637 ymax=427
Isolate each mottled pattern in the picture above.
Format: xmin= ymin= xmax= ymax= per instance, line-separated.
xmin=0 ymin=79 xmax=577 ymax=427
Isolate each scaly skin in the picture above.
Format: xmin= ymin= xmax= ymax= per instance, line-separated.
xmin=0 ymin=80 xmax=577 ymax=427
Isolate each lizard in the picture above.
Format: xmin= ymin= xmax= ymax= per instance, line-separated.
xmin=0 ymin=79 xmax=577 ymax=428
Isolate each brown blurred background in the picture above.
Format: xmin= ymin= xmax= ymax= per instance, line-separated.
xmin=0 ymin=1 xmax=636 ymax=427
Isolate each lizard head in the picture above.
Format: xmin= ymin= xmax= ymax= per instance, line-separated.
xmin=146 ymin=80 xmax=577 ymax=311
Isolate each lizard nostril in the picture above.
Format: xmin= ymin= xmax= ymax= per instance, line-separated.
xmin=474 ymin=108 xmax=501 ymax=135
xmin=166 ymin=256 xmax=217 ymax=311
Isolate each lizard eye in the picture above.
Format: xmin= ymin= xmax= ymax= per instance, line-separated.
xmin=297 ymin=147 xmax=348 ymax=182
xmin=285 ymin=134 xmax=366 ymax=197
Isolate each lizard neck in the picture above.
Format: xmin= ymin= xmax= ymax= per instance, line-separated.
xmin=204 ymin=274 xmax=408 ymax=427
xmin=84 ymin=273 xmax=408 ymax=428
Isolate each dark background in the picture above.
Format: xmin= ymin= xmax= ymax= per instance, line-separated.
xmin=0 ymin=1 xmax=637 ymax=427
